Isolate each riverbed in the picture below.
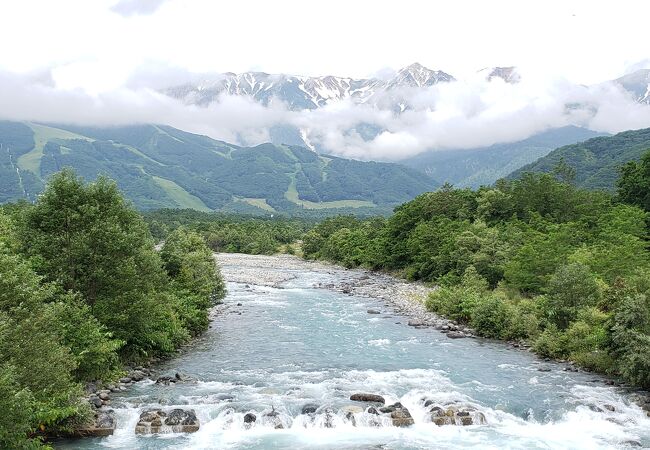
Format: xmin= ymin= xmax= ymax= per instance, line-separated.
xmin=59 ymin=253 xmax=650 ymax=449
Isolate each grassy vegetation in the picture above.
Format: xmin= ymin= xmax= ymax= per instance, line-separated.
xmin=152 ymin=176 xmax=211 ymax=211
xmin=17 ymin=123 xmax=92 ymax=174
xmin=284 ymin=172 xmax=376 ymax=209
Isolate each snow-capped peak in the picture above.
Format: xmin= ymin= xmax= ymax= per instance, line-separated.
xmin=164 ymin=64 xmax=456 ymax=111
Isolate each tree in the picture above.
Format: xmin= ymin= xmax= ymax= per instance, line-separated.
xmin=545 ymin=263 xmax=601 ymax=330
xmin=617 ymin=150 xmax=650 ymax=212
xmin=22 ymin=169 xmax=185 ymax=358
xmin=161 ymin=228 xmax=226 ymax=335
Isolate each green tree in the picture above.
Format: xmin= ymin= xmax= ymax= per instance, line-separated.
xmin=22 ymin=169 xmax=185 ymax=358
xmin=545 ymin=263 xmax=601 ymax=330
xmin=161 ymin=228 xmax=226 ymax=335
xmin=617 ymin=150 xmax=650 ymax=212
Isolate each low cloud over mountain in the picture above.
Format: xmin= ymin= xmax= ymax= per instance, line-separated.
xmin=1 ymin=64 xmax=649 ymax=161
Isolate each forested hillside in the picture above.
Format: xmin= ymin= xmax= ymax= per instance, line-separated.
xmin=508 ymin=127 xmax=650 ymax=190
xmin=302 ymin=154 xmax=650 ymax=388
xmin=403 ymin=126 xmax=604 ymax=188
xmin=0 ymin=121 xmax=437 ymax=214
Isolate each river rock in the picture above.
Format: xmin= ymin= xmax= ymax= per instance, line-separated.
xmin=387 ymin=404 xmax=414 ymax=427
xmin=430 ymin=404 xmax=486 ymax=426
xmin=73 ymin=411 xmax=116 ymax=437
xmin=243 ymin=412 xmax=256 ymax=424
xmin=98 ymin=392 xmax=110 ymax=401
xmin=301 ymin=403 xmax=319 ymax=414
xmin=350 ymin=393 xmax=385 ymax=404
xmin=129 ymin=370 xmax=146 ymax=381
xmin=135 ymin=408 xmax=199 ymax=434
xmin=155 ymin=376 xmax=177 ymax=385
xmin=367 ymin=309 xmax=381 ymax=314
xmin=119 ymin=377 xmax=132 ymax=384
xmin=263 ymin=409 xmax=285 ymax=429
xmin=446 ymin=331 xmax=466 ymax=339
xmin=88 ymin=395 xmax=103 ymax=408
xmin=407 ymin=319 xmax=425 ymax=327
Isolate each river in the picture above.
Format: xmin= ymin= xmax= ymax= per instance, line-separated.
xmin=59 ymin=254 xmax=650 ymax=449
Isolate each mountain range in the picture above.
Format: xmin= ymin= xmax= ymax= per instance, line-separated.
xmin=164 ymin=64 xmax=650 ymax=111
xmin=0 ymin=121 xmax=436 ymax=214
xmin=165 ymin=63 xmax=456 ymax=111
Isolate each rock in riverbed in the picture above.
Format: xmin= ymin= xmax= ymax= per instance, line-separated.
xmin=135 ymin=408 xmax=199 ymax=434
xmin=385 ymin=403 xmax=414 ymax=427
xmin=350 ymin=393 xmax=385 ymax=404
xmin=73 ymin=411 xmax=116 ymax=437
xmin=301 ymin=403 xmax=319 ymax=414
xmin=427 ymin=402 xmax=487 ymax=426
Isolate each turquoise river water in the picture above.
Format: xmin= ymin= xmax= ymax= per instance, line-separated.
xmin=59 ymin=255 xmax=650 ymax=449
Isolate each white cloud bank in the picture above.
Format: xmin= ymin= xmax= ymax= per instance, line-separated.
xmin=1 ymin=68 xmax=650 ymax=161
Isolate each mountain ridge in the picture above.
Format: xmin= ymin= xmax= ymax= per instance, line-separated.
xmin=507 ymin=127 xmax=650 ymax=190
xmin=0 ymin=121 xmax=438 ymax=214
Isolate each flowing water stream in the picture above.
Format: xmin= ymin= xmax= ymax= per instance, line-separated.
xmin=59 ymin=255 xmax=650 ymax=449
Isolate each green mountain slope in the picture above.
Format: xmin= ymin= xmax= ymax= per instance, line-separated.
xmin=508 ymin=127 xmax=650 ymax=190
xmin=403 ymin=126 xmax=605 ymax=188
xmin=0 ymin=121 xmax=437 ymax=214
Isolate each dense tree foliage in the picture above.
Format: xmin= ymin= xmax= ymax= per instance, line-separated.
xmin=303 ymin=169 xmax=650 ymax=387
xmin=509 ymin=128 xmax=650 ymax=190
xmin=145 ymin=209 xmax=311 ymax=255
xmin=0 ymin=169 xmax=224 ymax=447
xmin=617 ymin=149 xmax=650 ymax=212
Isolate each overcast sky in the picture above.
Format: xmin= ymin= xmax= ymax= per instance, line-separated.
xmin=1 ymin=0 xmax=648 ymax=91
xmin=0 ymin=0 xmax=649 ymax=160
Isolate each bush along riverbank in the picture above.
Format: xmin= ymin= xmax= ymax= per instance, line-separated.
xmin=301 ymin=157 xmax=650 ymax=392
xmin=0 ymin=169 xmax=225 ymax=449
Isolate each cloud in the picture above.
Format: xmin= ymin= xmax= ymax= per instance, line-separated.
xmin=1 ymin=68 xmax=650 ymax=162
xmin=110 ymin=0 xmax=169 ymax=17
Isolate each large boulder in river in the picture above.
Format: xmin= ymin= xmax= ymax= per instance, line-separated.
xmin=386 ymin=403 xmax=414 ymax=427
xmin=429 ymin=403 xmax=487 ymax=426
xmin=73 ymin=411 xmax=116 ymax=437
xmin=135 ymin=408 xmax=199 ymax=434
xmin=350 ymin=393 xmax=385 ymax=404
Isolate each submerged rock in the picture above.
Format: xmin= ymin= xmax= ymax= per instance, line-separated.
xmin=135 ymin=408 xmax=199 ymax=434
xmin=301 ymin=403 xmax=319 ymax=414
xmin=350 ymin=393 xmax=385 ymax=404
xmin=243 ymin=412 xmax=256 ymax=424
xmin=367 ymin=309 xmax=381 ymax=314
